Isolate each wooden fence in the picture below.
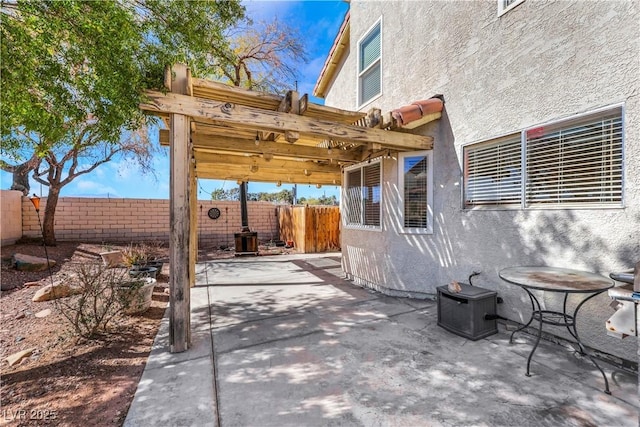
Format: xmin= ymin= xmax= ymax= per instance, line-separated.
xmin=277 ymin=205 xmax=340 ymax=253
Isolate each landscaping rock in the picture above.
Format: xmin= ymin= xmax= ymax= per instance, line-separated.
xmin=32 ymin=281 xmax=82 ymax=302
xmin=24 ymin=281 xmax=41 ymax=287
xmin=6 ymin=348 xmax=36 ymax=366
xmin=13 ymin=253 xmax=56 ymax=272
xmin=35 ymin=308 xmax=52 ymax=318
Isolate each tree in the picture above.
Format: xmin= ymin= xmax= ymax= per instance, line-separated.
xmin=1 ymin=0 xmax=244 ymax=245
xmin=0 ymin=153 xmax=40 ymax=195
xmin=211 ymin=187 xmax=240 ymax=201
xmin=210 ymin=188 xmax=293 ymax=204
xmin=298 ymin=195 xmax=338 ymax=206
xmin=256 ymin=189 xmax=293 ymax=204
xmin=209 ymin=18 xmax=308 ymax=92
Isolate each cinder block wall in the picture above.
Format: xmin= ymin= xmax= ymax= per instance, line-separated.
xmin=1 ymin=190 xmax=23 ymax=245
xmin=195 ymin=200 xmax=280 ymax=248
xmin=20 ymin=197 xmax=280 ymax=247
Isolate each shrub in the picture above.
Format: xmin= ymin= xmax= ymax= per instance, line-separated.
xmin=55 ymin=263 xmax=147 ymax=338
xmin=121 ymin=241 xmax=165 ymax=267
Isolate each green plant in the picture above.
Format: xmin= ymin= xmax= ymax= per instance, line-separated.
xmin=122 ymin=241 xmax=165 ymax=267
xmin=122 ymin=243 xmax=152 ymax=267
xmin=55 ymin=263 xmax=145 ymax=338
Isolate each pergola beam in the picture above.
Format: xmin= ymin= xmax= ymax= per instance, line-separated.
xmin=141 ymin=91 xmax=433 ymax=151
xmin=194 ymin=164 xmax=341 ymax=185
xmin=194 ymin=152 xmax=342 ymax=174
xmin=190 ymin=136 xmax=362 ymax=163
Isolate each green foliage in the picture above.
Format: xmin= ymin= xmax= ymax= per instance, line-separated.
xmin=211 ymin=187 xmax=240 ymax=201
xmin=297 ymin=195 xmax=338 ymax=206
xmin=121 ymin=241 xmax=163 ymax=267
xmin=254 ymin=189 xmax=294 ymax=204
xmin=1 ymin=0 xmax=244 ymax=243
xmin=1 ymin=0 xmax=245 ymax=155
xmin=210 ymin=187 xmax=293 ymax=204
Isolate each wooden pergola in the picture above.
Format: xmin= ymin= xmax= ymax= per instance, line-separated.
xmin=140 ymin=64 xmax=438 ymax=352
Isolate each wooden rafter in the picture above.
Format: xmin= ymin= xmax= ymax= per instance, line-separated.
xmin=194 ymin=164 xmax=341 ymax=185
xmin=191 ymin=137 xmax=361 ymax=162
xmin=141 ymin=91 xmax=434 ymax=151
xmin=147 ymin=64 xmax=443 ymax=189
xmin=195 ymin=152 xmax=341 ymax=173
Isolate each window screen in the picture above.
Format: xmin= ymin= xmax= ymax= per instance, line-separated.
xmin=358 ymin=22 xmax=381 ymax=106
xmin=525 ymin=111 xmax=623 ymax=206
xmin=402 ymin=154 xmax=430 ymax=228
xmin=344 ymin=161 xmax=381 ymax=227
xmin=345 ymin=169 xmax=362 ymax=225
xmin=464 ymin=136 xmax=522 ymax=207
xmin=463 ymin=106 xmax=623 ymax=209
xmin=363 ymin=162 xmax=381 ymax=226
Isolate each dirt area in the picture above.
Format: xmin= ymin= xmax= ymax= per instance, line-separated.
xmin=0 ymin=241 xmax=169 ymax=427
xmin=0 ymin=240 xmax=297 ymax=426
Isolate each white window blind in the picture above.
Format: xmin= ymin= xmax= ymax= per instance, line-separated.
xmin=525 ymin=111 xmax=623 ymax=206
xmin=463 ymin=106 xmax=623 ymax=209
xmin=464 ymin=136 xmax=522 ymax=207
xmin=363 ymin=162 xmax=381 ymax=226
xmin=345 ymin=169 xmax=362 ymax=225
xmin=344 ymin=161 xmax=381 ymax=227
xmin=400 ymin=152 xmax=433 ymax=230
xmin=358 ymin=21 xmax=381 ymax=106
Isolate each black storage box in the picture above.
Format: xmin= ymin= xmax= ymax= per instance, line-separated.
xmin=437 ymin=283 xmax=497 ymax=340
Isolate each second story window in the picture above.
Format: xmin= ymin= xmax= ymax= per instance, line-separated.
xmin=358 ymin=20 xmax=381 ymax=107
xmin=498 ymin=0 xmax=525 ymax=16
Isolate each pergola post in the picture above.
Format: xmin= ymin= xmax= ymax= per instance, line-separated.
xmin=169 ymin=64 xmax=191 ymax=352
xmin=189 ymin=150 xmax=198 ymax=288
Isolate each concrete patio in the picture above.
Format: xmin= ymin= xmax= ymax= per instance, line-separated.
xmin=125 ymin=253 xmax=638 ymax=426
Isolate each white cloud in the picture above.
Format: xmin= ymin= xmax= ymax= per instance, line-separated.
xmin=69 ymin=179 xmax=121 ymax=197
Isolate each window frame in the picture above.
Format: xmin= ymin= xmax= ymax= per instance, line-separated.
xmin=463 ymin=134 xmax=523 ymax=209
xmin=497 ymin=0 xmax=525 ymax=16
xmin=398 ymin=151 xmax=434 ymax=234
xmin=343 ymin=159 xmax=383 ymax=230
xmin=357 ymin=18 xmax=382 ymax=109
xmin=463 ymin=104 xmax=625 ymax=210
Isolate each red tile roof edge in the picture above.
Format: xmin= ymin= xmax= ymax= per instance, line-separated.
xmin=391 ymin=97 xmax=444 ymax=127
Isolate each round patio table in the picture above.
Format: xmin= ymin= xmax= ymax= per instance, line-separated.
xmin=499 ymin=266 xmax=614 ymax=394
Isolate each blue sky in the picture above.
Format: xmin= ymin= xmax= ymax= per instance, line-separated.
xmin=0 ymin=0 xmax=349 ymax=201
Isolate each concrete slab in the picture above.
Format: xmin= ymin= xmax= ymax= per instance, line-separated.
xmin=127 ymin=253 xmax=638 ymax=427
xmin=124 ymin=287 xmax=218 ymax=427
xmin=215 ymin=309 xmax=637 ymax=427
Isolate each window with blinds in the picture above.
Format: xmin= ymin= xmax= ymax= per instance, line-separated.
xmin=358 ymin=21 xmax=381 ymax=106
xmin=464 ymin=106 xmax=623 ymax=209
xmin=399 ymin=151 xmax=433 ymax=232
xmin=344 ymin=161 xmax=381 ymax=227
xmin=525 ymin=110 xmax=623 ymax=206
xmin=464 ymin=135 xmax=522 ymax=207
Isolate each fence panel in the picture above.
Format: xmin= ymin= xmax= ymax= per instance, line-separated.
xmin=278 ymin=205 xmax=340 ymax=253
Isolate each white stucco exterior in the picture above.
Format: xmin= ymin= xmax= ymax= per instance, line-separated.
xmin=323 ymin=1 xmax=639 ymax=363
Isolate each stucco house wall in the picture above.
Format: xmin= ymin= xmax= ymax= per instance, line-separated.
xmin=324 ymin=1 xmax=639 ymax=363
